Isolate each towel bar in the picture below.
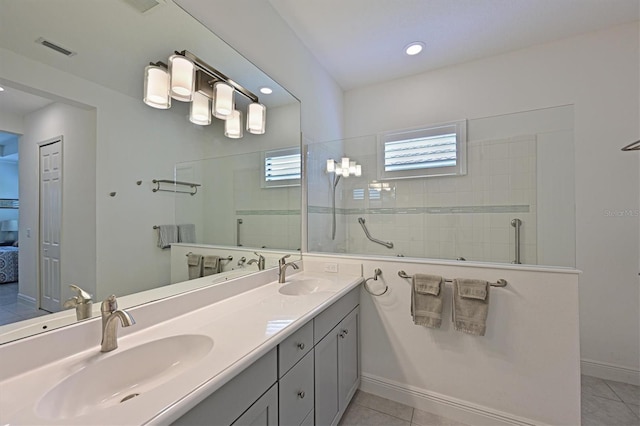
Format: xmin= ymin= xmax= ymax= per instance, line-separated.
xmin=398 ymin=270 xmax=507 ymax=287
xmin=184 ymin=252 xmax=233 ymax=261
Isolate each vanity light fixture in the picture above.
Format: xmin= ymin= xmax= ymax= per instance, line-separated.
xmin=168 ymin=54 xmax=195 ymax=101
xmin=225 ymin=110 xmax=243 ymax=139
xmin=189 ymin=91 xmax=211 ymax=125
xmin=404 ymin=41 xmax=425 ymax=56
xmin=143 ymin=50 xmax=266 ymax=138
xmin=326 ymin=157 xmax=362 ymax=240
xmin=143 ymin=63 xmax=171 ymax=109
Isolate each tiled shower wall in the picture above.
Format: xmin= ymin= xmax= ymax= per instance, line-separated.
xmin=307 ymin=106 xmax=575 ymax=266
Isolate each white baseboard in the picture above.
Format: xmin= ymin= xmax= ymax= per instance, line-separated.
xmin=360 ymin=374 xmax=552 ymax=426
xmin=17 ymin=293 xmax=36 ymax=307
xmin=581 ymin=359 xmax=640 ymax=386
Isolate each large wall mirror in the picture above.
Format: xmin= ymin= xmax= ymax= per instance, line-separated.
xmin=0 ymin=0 xmax=301 ymax=343
xmin=307 ymin=105 xmax=575 ymax=268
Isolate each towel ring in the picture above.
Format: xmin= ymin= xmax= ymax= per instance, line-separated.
xmin=363 ymin=268 xmax=387 ymax=296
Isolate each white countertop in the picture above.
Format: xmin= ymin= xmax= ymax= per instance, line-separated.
xmin=0 ymin=270 xmax=362 ymax=425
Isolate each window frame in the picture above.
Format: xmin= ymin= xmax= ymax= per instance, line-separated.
xmin=377 ymin=119 xmax=467 ymax=180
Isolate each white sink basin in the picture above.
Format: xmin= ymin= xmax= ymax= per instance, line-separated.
xmin=279 ymin=278 xmax=335 ymax=296
xmin=36 ymin=334 xmax=213 ymax=420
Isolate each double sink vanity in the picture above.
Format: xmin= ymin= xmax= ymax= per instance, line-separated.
xmin=0 ymin=260 xmax=363 ymax=425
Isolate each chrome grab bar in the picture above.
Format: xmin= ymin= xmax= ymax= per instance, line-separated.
xmin=237 ymin=218 xmax=243 ymax=247
xmin=357 ymin=217 xmax=394 ymax=249
xmin=511 ymin=218 xmax=522 ymax=264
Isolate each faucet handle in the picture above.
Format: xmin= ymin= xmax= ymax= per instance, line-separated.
xmin=101 ymin=295 xmax=118 ymax=314
xmin=279 ymin=254 xmax=291 ymax=265
xmin=69 ymin=284 xmax=92 ymax=303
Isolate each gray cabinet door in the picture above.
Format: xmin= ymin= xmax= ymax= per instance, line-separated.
xmin=338 ymin=307 xmax=360 ymax=412
xmin=314 ymin=323 xmax=340 ymax=426
xmin=232 ymin=384 xmax=278 ymax=426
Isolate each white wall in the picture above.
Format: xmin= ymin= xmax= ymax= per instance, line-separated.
xmin=344 ymin=23 xmax=640 ymax=381
xmin=19 ymin=102 xmax=97 ymax=303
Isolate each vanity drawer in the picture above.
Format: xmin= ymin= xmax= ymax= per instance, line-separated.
xmin=314 ymin=286 xmax=360 ymax=344
xmin=279 ymin=350 xmax=314 ymax=426
xmin=278 ymin=320 xmax=313 ymax=378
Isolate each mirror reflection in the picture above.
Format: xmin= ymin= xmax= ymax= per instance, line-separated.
xmin=307 ymin=105 xmax=575 ymax=267
xmin=0 ymin=0 xmax=301 ymax=341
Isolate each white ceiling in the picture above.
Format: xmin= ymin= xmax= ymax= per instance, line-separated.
xmin=268 ymin=0 xmax=640 ymax=90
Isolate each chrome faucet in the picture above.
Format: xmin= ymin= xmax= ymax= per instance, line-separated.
xmin=278 ymin=254 xmax=299 ymax=283
xmin=100 ymin=295 xmax=135 ymax=352
xmin=247 ymin=252 xmax=266 ymax=270
xmin=63 ymin=284 xmax=93 ymax=320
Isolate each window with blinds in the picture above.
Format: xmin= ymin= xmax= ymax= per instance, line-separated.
xmin=262 ymin=147 xmax=301 ymax=188
xmin=378 ymin=120 xmax=467 ymax=179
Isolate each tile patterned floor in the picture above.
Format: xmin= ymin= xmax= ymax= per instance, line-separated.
xmin=341 ymin=376 xmax=640 ymax=426
xmin=0 ymin=282 xmax=47 ymax=327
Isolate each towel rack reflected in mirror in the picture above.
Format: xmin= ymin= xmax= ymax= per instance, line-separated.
xmin=185 ymin=252 xmax=233 ymax=261
xmin=152 ymin=179 xmax=201 ymax=195
xmin=398 ymin=270 xmax=507 ymax=287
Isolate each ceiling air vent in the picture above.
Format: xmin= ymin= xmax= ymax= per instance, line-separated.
xmin=35 ymin=38 xmax=76 ymax=57
xmin=121 ymin=0 xmax=166 ymax=14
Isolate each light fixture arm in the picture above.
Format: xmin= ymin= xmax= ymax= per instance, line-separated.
xmin=178 ymin=50 xmax=259 ymax=103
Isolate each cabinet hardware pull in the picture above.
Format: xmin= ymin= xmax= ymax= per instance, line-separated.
xmin=339 ymin=332 xmax=345 ymax=339
xmin=298 ymin=390 xmax=305 ymax=399
xmin=297 ymin=342 xmax=305 ymax=350
xmin=342 ymin=329 xmax=349 ymax=335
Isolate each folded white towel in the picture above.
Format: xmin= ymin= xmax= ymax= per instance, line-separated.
xmin=411 ymin=274 xmax=444 ymax=328
xmin=178 ymin=224 xmax=196 ymax=243
xmin=156 ymin=225 xmax=178 ymax=249
xmin=452 ymin=278 xmax=490 ymax=336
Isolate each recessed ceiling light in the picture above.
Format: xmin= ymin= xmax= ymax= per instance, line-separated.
xmin=0 ymin=87 xmax=4 ymax=92
xmin=404 ymin=42 xmax=425 ymax=56
xmin=259 ymin=87 xmax=273 ymax=95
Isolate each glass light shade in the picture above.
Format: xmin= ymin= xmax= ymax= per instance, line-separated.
xmin=326 ymin=159 xmax=335 ymax=173
xmin=247 ymin=102 xmax=266 ymax=134
xmin=168 ymin=55 xmax=195 ymax=101
xmin=224 ymin=110 xmax=243 ymax=139
xmin=213 ymin=82 xmax=235 ymax=119
xmin=342 ymin=167 xmax=349 ymax=178
xmin=335 ymin=165 xmax=343 ymax=175
xmin=355 ymin=165 xmax=362 ymax=176
xmin=189 ymin=92 xmax=211 ymax=125
xmin=349 ymin=161 xmax=356 ymax=174
xmin=143 ymin=65 xmax=170 ymax=109
xmin=341 ymin=157 xmax=350 ymax=169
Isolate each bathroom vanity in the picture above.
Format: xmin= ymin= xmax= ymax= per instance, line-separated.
xmin=0 ymin=264 xmax=363 ymax=425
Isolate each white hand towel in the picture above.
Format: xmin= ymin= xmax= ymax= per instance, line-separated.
xmin=452 ymin=278 xmax=490 ymax=336
xmin=411 ymin=274 xmax=444 ymax=328
xmin=178 ymin=224 xmax=196 ymax=243
xmin=156 ymin=225 xmax=178 ymax=249
xmin=203 ymin=255 xmax=221 ymax=276
xmin=187 ymin=253 xmax=203 ymax=280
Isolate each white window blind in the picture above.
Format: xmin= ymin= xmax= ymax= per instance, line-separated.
xmin=262 ymin=147 xmax=301 ymax=188
xmin=378 ymin=120 xmax=466 ymax=179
